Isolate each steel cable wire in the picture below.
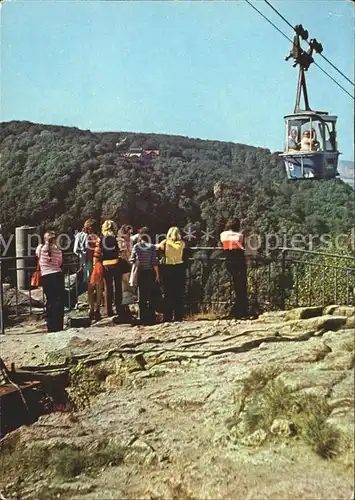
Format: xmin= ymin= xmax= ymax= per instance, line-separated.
xmin=244 ymin=0 xmax=354 ymax=100
xmin=263 ymin=0 xmax=355 ymax=87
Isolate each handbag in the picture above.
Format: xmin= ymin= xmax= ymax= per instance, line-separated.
xmin=31 ymin=246 xmax=42 ymax=288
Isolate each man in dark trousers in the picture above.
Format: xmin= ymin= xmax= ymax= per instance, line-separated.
xmin=220 ymin=218 xmax=249 ymax=319
xmin=130 ymin=234 xmax=160 ymax=325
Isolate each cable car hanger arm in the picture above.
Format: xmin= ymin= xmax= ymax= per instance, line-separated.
xmin=244 ymin=0 xmax=354 ymax=101
xmin=263 ymin=0 xmax=355 ymax=88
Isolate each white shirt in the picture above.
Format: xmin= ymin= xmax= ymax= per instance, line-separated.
xmin=220 ymin=230 xmax=244 ymax=251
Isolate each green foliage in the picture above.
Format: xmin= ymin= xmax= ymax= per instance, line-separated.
xmin=286 ymin=235 xmax=355 ymax=308
xmin=259 ymin=379 xmax=294 ymax=427
xmin=0 ymin=120 xmax=353 ymax=244
xmin=52 ymin=447 xmax=87 ymax=478
xmin=1 ymin=435 xmax=124 ymax=497
xmin=233 ymin=374 xmax=340 ymax=459
xmin=241 ymin=366 xmax=284 ymax=398
xmin=1 ymin=121 xmax=353 ymax=311
xmin=66 ymin=360 xmax=107 ymax=410
xmin=303 ymin=412 xmax=340 ymax=459
xmin=243 ymin=403 xmax=265 ymax=434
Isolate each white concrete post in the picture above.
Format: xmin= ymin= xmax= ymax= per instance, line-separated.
xmin=15 ymin=226 xmax=36 ymax=289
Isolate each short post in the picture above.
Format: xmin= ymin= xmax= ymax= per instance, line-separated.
xmin=280 ymin=249 xmax=288 ymax=310
xmin=0 ymin=223 xmax=4 ymax=334
xmin=15 ymin=226 xmax=36 ymax=290
xmin=0 ymin=258 xmax=4 ymax=335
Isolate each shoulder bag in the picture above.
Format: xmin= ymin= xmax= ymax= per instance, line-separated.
xmin=31 ymin=246 xmax=42 ymax=288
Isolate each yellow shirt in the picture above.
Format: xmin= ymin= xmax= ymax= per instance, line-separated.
xmin=158 ymin=239 xmax=185 ymax=265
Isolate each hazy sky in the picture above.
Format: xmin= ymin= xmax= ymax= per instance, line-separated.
xmin=1 ymin=0 xmax=354 ymax=160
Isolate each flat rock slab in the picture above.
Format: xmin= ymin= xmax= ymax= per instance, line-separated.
xmin=277 ymin=368 xmax=346 ymax=396
xmin=285 ymin=306 xmax=324 ymax=321
xmin=1 ymin=311 xmax=354 ymax=500
xmin=324 ymin=305 xmax=355 ymax=318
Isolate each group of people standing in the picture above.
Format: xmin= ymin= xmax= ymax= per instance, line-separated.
xmin=35 ymin=218 xmax=249 ymax=333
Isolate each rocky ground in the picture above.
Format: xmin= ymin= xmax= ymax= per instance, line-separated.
xmin=0 ymin=305 xmax=354 ymax=500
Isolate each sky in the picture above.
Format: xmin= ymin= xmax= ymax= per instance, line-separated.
xmin=0 ymin=0 xmax=354 ymax=161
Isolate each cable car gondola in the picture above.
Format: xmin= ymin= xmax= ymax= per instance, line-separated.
xmin=280 ymin=25 xmax=340 ymax=180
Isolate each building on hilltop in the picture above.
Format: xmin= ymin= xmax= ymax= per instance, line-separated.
xmin=124 ymin=148 xmax=160 ymax=159
xmin=143 ymin=149 xmax=160 ymax=157
xmin=124 ymin=148 xmax=143 ymax=158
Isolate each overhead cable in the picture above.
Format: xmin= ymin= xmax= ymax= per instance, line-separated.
xmin=245 ymin=0 xmax=292 ymax=44
xmin=263 ymin=0 xmax=355 ymax=87
xmin=244 ymin=0 xmax=354 ymax=100
xmin=313 ymin=61 xmax=354 ymax=100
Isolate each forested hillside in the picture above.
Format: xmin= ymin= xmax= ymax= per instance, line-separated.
xmin=0 ymin=120 xmax=353 ymax=247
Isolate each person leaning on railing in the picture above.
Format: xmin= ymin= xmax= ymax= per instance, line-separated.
xmin=116 ymin=224 xmax=135 ymax=322
xmin=36 ymin=231 xmax=65 ymax=332
xmin=74 ymin=219 xmax=92 ymax=271
xmin=98 ymin=220 xmax=123 ymax=318
xmin=220 ymin=218 xmax=249 ymax=319
xmin=84 ymin=219 xmax=104 ymax=322
xmin=156 ymin=226 xmax=185 ymax=322
xmin=130 ymin=233 xmax=159 ymax=325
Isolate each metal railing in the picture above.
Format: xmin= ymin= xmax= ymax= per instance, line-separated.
xmin=0 ymin=253 xmax=80 ymax=334
xmin=0 ymin=247 xmax=354 ymax=334
xmin=186 ymin=249 xmax=279 ymax=314
xmin=279 ymin=247 xmax=355 ymax=310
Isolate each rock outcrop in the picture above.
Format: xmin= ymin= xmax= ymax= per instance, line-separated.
xmin=0 ymin=305 xmax=354 ymax=499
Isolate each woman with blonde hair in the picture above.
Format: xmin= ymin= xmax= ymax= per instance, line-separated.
xmin=36 ymin=231 xmax=64 ymax=332
xmin=156 ymin=226 xmax=185 ymax=322
xmin=94 ymin=220 xmax=123 ymax=317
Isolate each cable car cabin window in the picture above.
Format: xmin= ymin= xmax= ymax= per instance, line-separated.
xmin=286 ymin=120 xmax=302 ymax=152
xmin=324 ymin=122 xmax=337 ymax=152
xmin=286 ymin=118 xmax=324 ymax=153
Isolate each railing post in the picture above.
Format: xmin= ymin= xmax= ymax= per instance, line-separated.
xmin=0 ymin=222 xmax=4 ymax=334
xmin=0 ymin=258 xmax=4 ymax=335
xmin=280 ymin=249 xmax=288 ymax=310
xmin=67 ymin=269 xmax=71 ymax=311
xmin=15 ymin=226 xmax=36 ymax=290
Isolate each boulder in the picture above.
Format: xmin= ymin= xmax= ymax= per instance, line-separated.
xmin=323 ymin=305 xmax=355 ymax=318
xmin=288 ymin=315 xmax=347 ymax=333
xmin=105 ymin=373 xmax=126 ymax=389
xmin=240 ymin=429 xmax=267 ymax=447
xmin=345 ymin=316 xmax=355 ymax=329
xmin=317 ymin=352 xmax=354 ymax=371
xmin=257 ymin=311 xmax=287 ymax=323
xmin=270 ymin=418 xmax=296 ymax=437
xmin=328 ymin=370 xmax=355 ymax=411
xmin=327 ymin=409 xmax=355 ymax=441
xmin=124 ymin=438 xmax=157 ymax=465
xmin=285 ymin=306 xmax=323 ymax=321
xmin=277 ymin=368 xmax=345 ymax=395
xmin=3 ymin=287 xmax=43 ymax=310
